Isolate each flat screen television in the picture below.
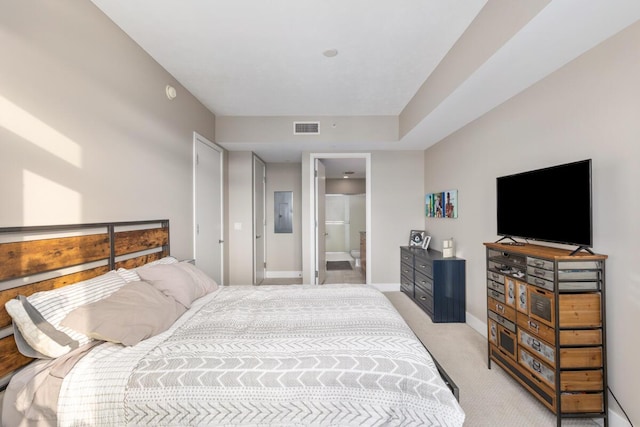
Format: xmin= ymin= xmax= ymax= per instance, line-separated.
xmin=496 ymin=159 xmax=592 ymax=249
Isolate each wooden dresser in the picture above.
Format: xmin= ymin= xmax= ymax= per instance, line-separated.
xmin=484 ymin=242 xmax=608 ymax=426
xmin=400 ymin=246 xmax=465 ymax=323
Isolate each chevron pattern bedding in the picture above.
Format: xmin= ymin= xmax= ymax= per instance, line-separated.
xmin=58 ymin=284 xmax=465 ymax=426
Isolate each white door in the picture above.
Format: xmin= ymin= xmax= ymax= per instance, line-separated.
xmin=315 ymin=159 xmax=326 ymax=284
xmin=194 ymin=134 xmax=223 ymax=284
xmin=253 ymin=155 xmax=266 ymax=285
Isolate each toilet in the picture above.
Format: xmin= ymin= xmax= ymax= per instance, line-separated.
xmin=350 ymin=250 xmax=361 ymax=267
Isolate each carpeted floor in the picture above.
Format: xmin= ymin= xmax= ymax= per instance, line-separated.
xmin=384 ymin=291 xmax=604 ymax=427
xmin=326 ymin=260 xmax=352 ymax=271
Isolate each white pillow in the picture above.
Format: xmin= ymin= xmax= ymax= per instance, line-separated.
xmin=5 ymin=270 xmax=128 ymax=358
xmin=116 ymin=256 xmax=179 ymax=283
xmin=136 ymin=262 xmax=218 ymax=308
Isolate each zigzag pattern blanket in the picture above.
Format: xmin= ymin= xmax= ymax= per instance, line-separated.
xmin=58 ymin=285 xmax=465 ymax=426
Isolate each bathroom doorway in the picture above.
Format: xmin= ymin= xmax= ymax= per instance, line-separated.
xmin=325 ymin=193 xmax=365 ymax=284
xmin=319 ymin=157 xmax=367 ymax=285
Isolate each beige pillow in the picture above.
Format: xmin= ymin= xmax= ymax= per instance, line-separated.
xmin=60 ymin=281 xmax=186 ymax=346
xmin=137 ymin=262 xmax=217 ymax=308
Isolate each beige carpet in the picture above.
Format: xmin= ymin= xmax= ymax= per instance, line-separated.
xmin=385 ymin=292 xmax=603 ymax=427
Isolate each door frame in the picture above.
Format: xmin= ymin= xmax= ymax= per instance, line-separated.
xmin=307 ymin=153 xmax=371 ymax=284
xmin=192 ymin=132 xmax=224 ymax=285
xmin=252 ymin=154 xmax=266 ymax=285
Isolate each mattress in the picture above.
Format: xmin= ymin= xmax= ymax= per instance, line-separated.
xmin=11 ymin=284 xmax=465 ymax=426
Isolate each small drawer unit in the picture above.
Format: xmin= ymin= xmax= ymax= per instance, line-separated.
xmin=400 ymin=247 xmax=465 ymax=323
xmin=484 ymin=242 xmax=608 ymax=427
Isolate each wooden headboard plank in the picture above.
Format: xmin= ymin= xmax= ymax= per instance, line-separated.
xmin=0 ymin=234 xmax=110 ymax=282
xmin=0 ymin=266 xmax=111 ymax=330
xmin=114 ymin=227 xmax=169 ymax=257
xmin=115 ymin=252 xmax=167 ymax=270
xmin=0 ymin=335 xmax=32 ymax=379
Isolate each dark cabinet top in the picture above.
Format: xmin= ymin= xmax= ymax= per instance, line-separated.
xmin=400 ymin=246 xmax=465 ymax=261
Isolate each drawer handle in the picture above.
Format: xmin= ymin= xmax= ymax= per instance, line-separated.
xmin=420 ymin=281 xmax=427 ymax=286
xmin=533 ymin=269 xmax=546 ymax=275
xmin=531 ymin=339 xmax=541 ymax=351
xmin=496 ymin=303 xmax=505 ymax=313
xmin=533 ymin=260 xmax=544 ymax=267
xmin=528 ymin=320 xmax=539 ymax=332
xmin=491 ymin=273 xmax=500 ymax=279
xmin=420 ymin=264 xmax=427 ymax=268
xmin=419 ymin=296 xmax=427 ymax=301
xmin=532 ymin=360 xmax=542 ymax=373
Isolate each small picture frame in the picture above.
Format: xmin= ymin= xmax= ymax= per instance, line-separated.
xmin=422 ymin=235 xmax=432 ymax=250
xmin=409 ymin=230 xmax=426 ymax=247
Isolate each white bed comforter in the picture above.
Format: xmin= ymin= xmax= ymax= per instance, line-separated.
xmin=58 ymin=284 xmax=465 ymax=426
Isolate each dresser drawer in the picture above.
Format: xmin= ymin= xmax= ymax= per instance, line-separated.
xmin=400 ymin=261 xmax=413 ymax=278
xmin=400 ymin=275 xmax=413 ymax=297
xmin=414 ymin=283 xmax=434 ymax=314
xmin=487 ymin=270 xmax=504 ymax=283
xmin=487 ymin=279 xmax=505 ymax=294
xmin=518 ymin=329 xmax=555 ymax=367
xmin=517 ymin=312 xmax=556 ymax=346
xmin=400 ymin=249 xmax=413 ymax=265
xmin=414 ymin=256 xmax=433 ymax=278
xmin=519 ymin=348 xmax=556 ymax=390
xmin=527 ymin=257 xmax=554 ymax=271
xmin=414 ymin=270 xmax=433 ymax=293
xmin=488 ymin=296 xmax=516 ymax=322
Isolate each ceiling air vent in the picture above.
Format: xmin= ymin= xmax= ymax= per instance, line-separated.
xmin=294 ymin=121 xmax=320 ymax=135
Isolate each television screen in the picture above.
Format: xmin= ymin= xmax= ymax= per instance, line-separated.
xmin=496 ymin=159 xmax=592 ymax=248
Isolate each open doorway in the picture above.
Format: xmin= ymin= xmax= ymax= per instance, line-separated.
xmin=310 ymin=153 xmax=371 ymax=285
xmin=325 ymin=193 xmax=365 ymax=284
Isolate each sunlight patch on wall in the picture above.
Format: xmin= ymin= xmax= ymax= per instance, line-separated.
xmin=0 ymin=95 xmax=82 ymax=167
xmin=23 ymin=170 xmax=81 ymax=225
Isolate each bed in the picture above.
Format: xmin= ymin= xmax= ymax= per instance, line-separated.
xmin=0 ymin=220 xmax=464 ymax=426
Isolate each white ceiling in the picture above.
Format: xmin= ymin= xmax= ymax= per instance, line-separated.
xmin=91 ymin=0 xmax=640 ymax=176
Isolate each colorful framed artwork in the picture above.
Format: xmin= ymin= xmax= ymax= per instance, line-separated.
xmin=426 ymin=190 xmax=458 ymax=218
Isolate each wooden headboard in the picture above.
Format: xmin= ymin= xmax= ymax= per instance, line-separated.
xmin=0 ymin=220 xmax=169 ymax=389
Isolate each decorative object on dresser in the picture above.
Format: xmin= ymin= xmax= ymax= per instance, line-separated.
xmin=408 ymin=229 xmax=426 ymax=247
xmin=484 ymin=242 xmax=608 ymax=427
xmin=400 ymin=246 xmax=465 ymax=323
xmin=442 ymin=238 xmax=455 ymax=258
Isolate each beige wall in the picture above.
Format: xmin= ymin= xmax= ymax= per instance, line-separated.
xmin=326 ymin=178 xmax=366 ymax=195
xmin=370 ymin=151 xmax=425 ymax=284
xmin=0 ymin=0 xmax=216 ymax=260
xmin=265 ymin=163 xmax=302 ymax=277
xmin=423 ymin=22 xmax=640 ymax=424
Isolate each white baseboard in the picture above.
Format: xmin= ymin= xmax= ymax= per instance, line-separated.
xmin=265 ymin=271 xmax=302 ymax=279
xmin=466 ymin=311 xmax=487 ymax=339
xmin=371 ymin=283 xmax=401 ymax=292
xmin=609 ymin=406 xmax=631 ymax=427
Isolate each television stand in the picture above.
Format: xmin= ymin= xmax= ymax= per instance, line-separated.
xmin=569 ymin=245 xmax=595 ymax=256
